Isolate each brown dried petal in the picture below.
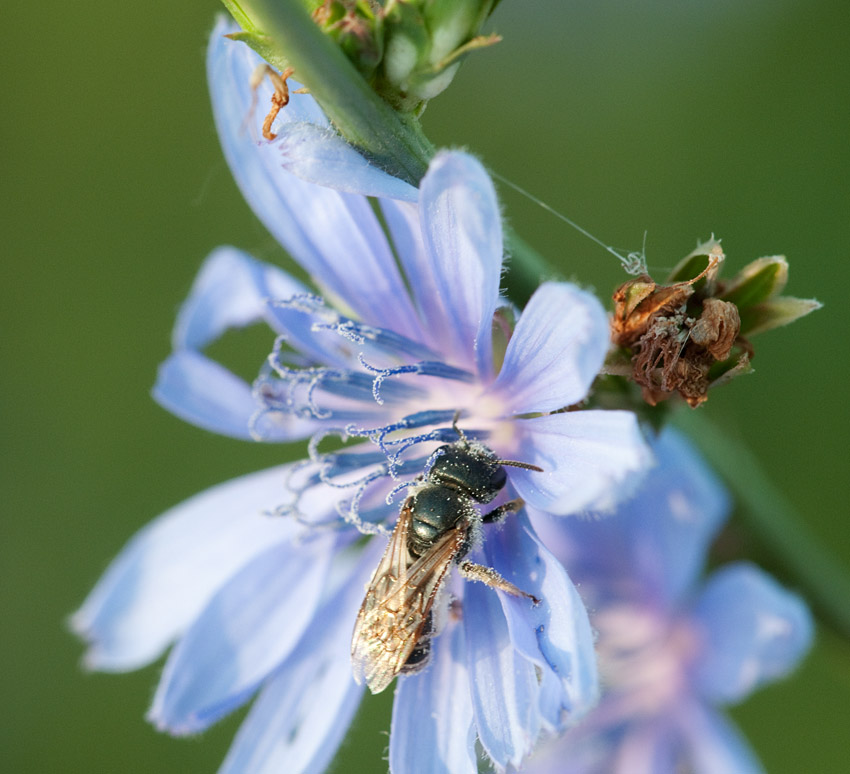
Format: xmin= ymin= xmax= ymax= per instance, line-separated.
xmin=612 ymin=279 xmax=693 ymax=347
xmin=675 ymin=350 xmax=714 ymax=407
xmin=689 ymin=299 xmax=741 ymax=361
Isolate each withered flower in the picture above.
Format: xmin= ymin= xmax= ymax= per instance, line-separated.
xmin=610 ymin=239 xmax=819 ymax=407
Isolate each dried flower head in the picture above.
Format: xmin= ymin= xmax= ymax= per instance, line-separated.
xmin=610 ymin=239 xmax=819 ymax=407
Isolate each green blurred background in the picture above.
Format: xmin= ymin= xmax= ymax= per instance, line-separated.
xmin=3 ymin=0 xmax=849 ymax=771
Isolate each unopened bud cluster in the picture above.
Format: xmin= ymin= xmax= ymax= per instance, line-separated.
xmin=234 ymin=0 xmax=501 ymax=115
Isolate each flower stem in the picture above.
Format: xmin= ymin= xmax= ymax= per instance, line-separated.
xmin=242 ymin=0 xmax=434 ymax=185
xmin=503 ymin=226 xmax=552 ymax=305
xmin=675 ymin=408 xmax=850 ymax=641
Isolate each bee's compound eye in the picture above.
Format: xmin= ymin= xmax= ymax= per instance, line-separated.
xmin=490 ymin=465 xmax=507 ymax=492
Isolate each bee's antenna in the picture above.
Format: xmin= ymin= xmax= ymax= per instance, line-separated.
xmin=497 ymin=459 xmax=544 ymax=473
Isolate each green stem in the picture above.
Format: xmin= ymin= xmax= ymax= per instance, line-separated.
xmin=243 ymin=0 xmax=434 ymax=185
xmin=503 ymin=226 xmax=552 ymax=305
xmin=675 ymin=409 xmax=850 ymax=641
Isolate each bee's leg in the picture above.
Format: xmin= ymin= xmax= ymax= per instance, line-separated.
xmin=481 ymin=498 xmax=524 ymax=524
xmin=401 ymin=611 xmax=433 ymax=674
xmin=458 ymin=561 xmax=540 ymax=605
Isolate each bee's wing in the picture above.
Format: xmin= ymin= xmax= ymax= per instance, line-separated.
xmin=351 ymin=499 xmax=464 ymax=694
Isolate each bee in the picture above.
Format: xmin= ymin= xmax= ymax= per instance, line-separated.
xmin=350 ymin=422 xmax=543 ymax=694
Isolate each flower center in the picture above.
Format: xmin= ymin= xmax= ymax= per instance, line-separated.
xmin=594 ymin=603 xmax=698 ymax=717
xmin=257 ymin=293 xmax=520 ymax=531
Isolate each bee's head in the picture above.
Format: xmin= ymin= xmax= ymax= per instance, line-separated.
xmin=428 ymin=443 xmax=507 ymax=504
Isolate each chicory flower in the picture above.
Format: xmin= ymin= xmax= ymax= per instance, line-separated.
xmin=72 ymin=19 xmax=651 ymax=774
xmin=525 ymin=431 xmax=814 ymax=774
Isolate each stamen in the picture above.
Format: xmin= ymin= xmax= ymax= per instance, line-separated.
xmin=266 ymin=339 xmax=423 ymax=419
xmin=315 ymin=318 xmax=366 ymax=345
xmin=269 ymin=293 xmax=327 ymax=314
xmin=346 ymin=409 xmax=458 ymax=460
xmin=272 ymin=294 xmax=436 ymax=361
xmin=307 ymin=428 xmax=349 ymax=464
xmin=385 ymin=477 xmax=420 ymax=505
xmin=388 ymin=428 xmax=460 ymax=472
xmin=337 ymin=466 xmax=393 ymax=536
xmin=317 ymin=456 xmax=387 ymax=492
xmin=358 ymin=356 xmax=474 ymax=405
xmin=313 ymin=317 xmax=438 ymax=360
xmin=248 ymin=407 xmax=301 ymax=441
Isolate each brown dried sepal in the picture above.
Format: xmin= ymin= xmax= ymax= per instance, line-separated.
xmin=611 ymin=254 xmax=720 ymax=349
xmin=611 ymin=276 xmax=694 ymax=348
xmin=248 ymin=64 xmax=296 ymax=141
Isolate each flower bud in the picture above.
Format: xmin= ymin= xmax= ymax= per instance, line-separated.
xmin=223 ymin=1 xmax=501 ymax=116
xmin=376 ymin=0 xmax=501 ymax=112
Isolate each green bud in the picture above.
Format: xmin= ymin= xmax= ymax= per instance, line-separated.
xmin=222 ymin=0 xmax=500 ymax=117
xmin=666 ymin=238 xmax=724 ymax=294
xmin=717 ymin=255 xmax=820 ymax=337
xmin=312 ymin=1 xmax=384 ymax=79
xmin=378 ymin=0 xmax=501 ymax=113
xmin=708 ymin=351 xmax=754 ymax=387
xmin=738 ymin=296 xmax=822 ymax=337
xmin=720 ymin=255 xmax=788 ymax=308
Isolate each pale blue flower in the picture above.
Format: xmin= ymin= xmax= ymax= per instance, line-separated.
xmin=525 ymin=431 xmax=814 ymax=774
xmin=72 ymin=20 xmax=652 ymax=774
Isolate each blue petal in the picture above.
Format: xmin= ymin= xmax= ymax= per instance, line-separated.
xmin=485 ymin=512 xmax=599 ymax=726
xmin=70 ymin=465 xmax=298 ymax=671
xmin=172 ymin=247 xmax=344 ymax=369
xmin=509 ymin=411 xmax=652 ymax=515
xmin=217 ymin=541 xmax=380 ymax=774
xmin=380 ymin=199 xmax=443 ymax=351
xmin=510 ymin=720 xmax=612 ymax=774
xmin=462 ymin=571 xmax=541 ymax=769
xmin=490 ymin=282 xmax=610 ymax=414
xmin=520 ymin=705 xmax=758 ymax=774
xmin=148 ymin=535 xmax=338 ymax=734
xmin=524 ymin=718 xmax=680 ymax=774
xmin=277 ymin=122 xmax=418 ymax=201
xmin=390 ymin=623 xmax=476 ymax=774
xmin=153 ymin=351 xmax=318 ymax=441
xmin=676 ymin=702 xmax=764 ymax=774
xmin=691 ymin=562 xmax=813 ymax=706
xmin=153 ymin=351 xmax=255 ymax=440
xmin=610 ymin=721 xmax=679 ymax=774
xmin=214 ymin=21 xmax=330 ymax=131
xmin=533 ymin=429 xmax=730 ymax=608
xmin=172 ymin=246 xmax=308 ymax=351
xmin=618 ymin=430 xmax=730 ymax=606
xmin=419 ymin=151 xmax=503 ymax=377
xmin=219 ymin=649 xmax=362 ymax=774
xmin=208 ymin=21 xmax=422 ymax=340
